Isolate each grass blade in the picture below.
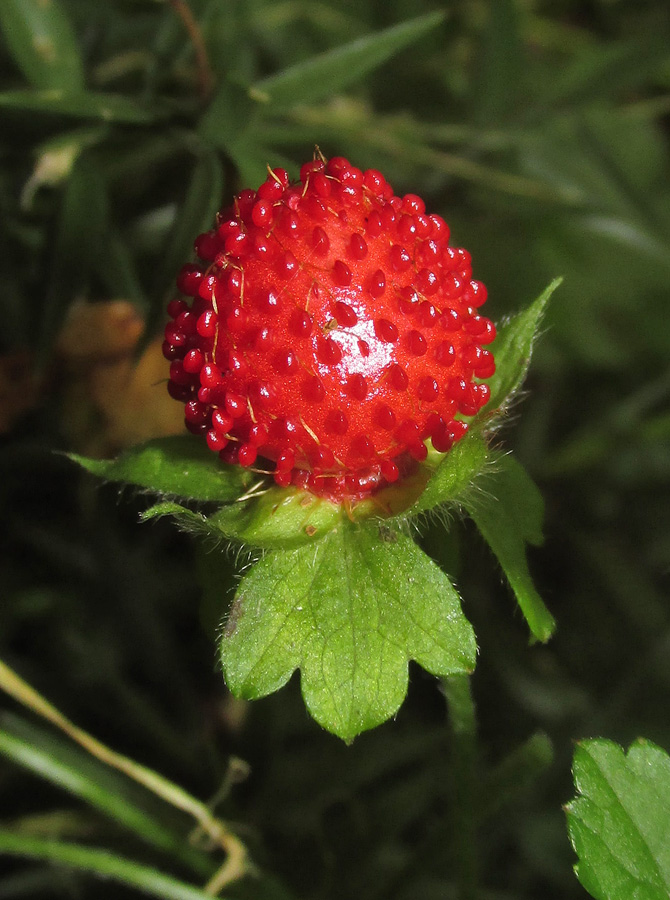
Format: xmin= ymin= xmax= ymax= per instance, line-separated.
xmin=0 ymin=658 xmax=248 ymax=888
xmin=0 ymin=833 xmax=228 ymax=900
xmin=0 ymin=712 xmax=213 ymax=878
xmin=0 ymin=0 xmax=84 ymax=92
xmin=0 ymin=90 xmax=162 ymax=123
xmin=250 ymin=11 xmax=445 ymax=111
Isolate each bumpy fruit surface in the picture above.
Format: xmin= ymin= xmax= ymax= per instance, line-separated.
xmin=163 ymin=155 xmax=496 ymax=502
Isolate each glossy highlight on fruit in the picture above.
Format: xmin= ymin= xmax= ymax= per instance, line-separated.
xmin=164 ymin=154 xmax=496 ymax=501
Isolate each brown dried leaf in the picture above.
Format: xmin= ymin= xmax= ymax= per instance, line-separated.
xmin=56 ymin=299 xmax=143 ymax=362
xmin=57 ymin=300 xmax=183 ymax=455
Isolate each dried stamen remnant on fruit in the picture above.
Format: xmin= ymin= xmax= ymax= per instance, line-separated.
xmin=164 ymin=155 xmax=495 ymax=502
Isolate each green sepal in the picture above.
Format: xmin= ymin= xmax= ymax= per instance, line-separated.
xmin=218 ymin=520 xmax=476 ymax=741
xmin=400 ymin=430 xmax=491 ymax=519
xmin=478 ymin=277 xmax=562 ymax=418
xmin=69 ymin=436 xmax=254 ymax=502
xmin=140 ymin=501 xmax=209 ymax=531
xmin=136 ymin=434 xmax=489 ymax=551
xmin=209 ymin=431 xmax=492 ymax=546
xmin=210 ymin=487 xmax=345 ymax=549
xmin=140 ymin=489 xmax=345 ymax=551
xmin=566 ymin=738 xmax=670 ymax=900
xmin=463 ymin=454 xmax=555 ymax=642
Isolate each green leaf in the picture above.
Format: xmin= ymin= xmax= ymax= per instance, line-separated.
xmin=0 ymin=90 xmax=162 ymax=123
xmin=566 ymin=738 xmax=670 ymax=900
xmin=249 ymin=11 xmax=445 ymax=112
xmin=220 ymin=522 xmax=476 ymax=741
xmin=480 ymin=278 xmax=561 ymax=416
xmin=0 ymin=712 xmax=212 ymax=878
xmin=0 ymin=0 xmax=84 ymax=92
xmin=0 ymin=832 xmax=226 ymax=900
xmin=70 ymin=436 xmax=254 ymax=502
xmin=463 ymin=454 xmax=555 ymax=642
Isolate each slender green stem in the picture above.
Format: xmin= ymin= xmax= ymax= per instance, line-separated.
xmin=442 ymin=674 xmax=479 ymax=900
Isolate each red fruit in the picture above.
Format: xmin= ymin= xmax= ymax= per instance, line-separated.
xmin=164 ymin=154 xmax=495 ymax=502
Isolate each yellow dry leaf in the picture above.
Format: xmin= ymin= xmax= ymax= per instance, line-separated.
xmin=89 ymin=335 xmax=185 ymax=453
xmin=57 ymin=300 xmax=184 ymax=455
xmin=56 ymin=299 xmax=144 ymax=361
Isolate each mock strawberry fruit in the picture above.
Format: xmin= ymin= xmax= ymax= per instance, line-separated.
xmin=163 ymin=154 xmax=495 ymax=502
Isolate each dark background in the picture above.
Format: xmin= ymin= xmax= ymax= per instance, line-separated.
xmin=1 ymin=1 xmax=669 ymax=897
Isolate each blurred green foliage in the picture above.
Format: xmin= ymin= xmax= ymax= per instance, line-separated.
xmin=1 ymin=0 xmax=669 ymax=898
